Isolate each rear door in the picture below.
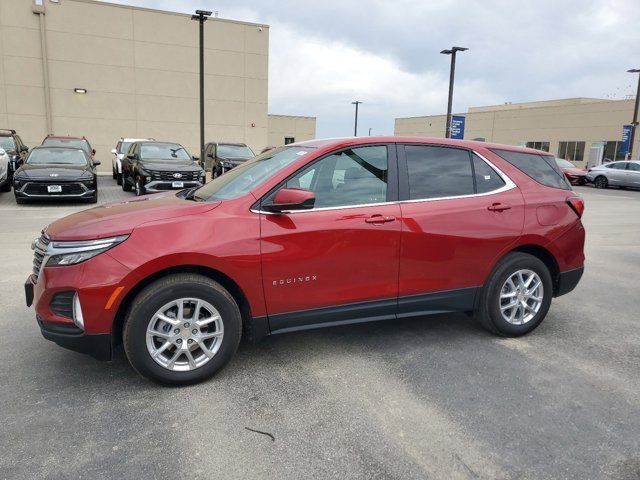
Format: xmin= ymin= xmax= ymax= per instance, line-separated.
xmin=396 ymin=145 xmax=524 ymax=317
xmin=606 ymin=162 xmax=627 ymax=185
xmin=624 ymin=162 xmax=640 ymax=188
xmin=260 ymin=144 xmax=401 ymax=332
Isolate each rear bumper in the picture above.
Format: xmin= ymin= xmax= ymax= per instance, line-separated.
xmin=555 ymin=266 xmax=584 ymax=297
xmin=38 ymin=316 xmax=112 ymax=360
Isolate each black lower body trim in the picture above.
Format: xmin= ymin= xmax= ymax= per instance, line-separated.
xmin=555 ymin=266 xmax=584 ymax=297
xmin=267 ymin=287 xmax=479 ymax=335
xmin=37 ymin=317 xmax=112 ymax=361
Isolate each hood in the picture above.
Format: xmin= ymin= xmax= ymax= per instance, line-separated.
xmin=16 ymin=163 xmax=91 ymax=180
xmin=563 ymin=167 xmax=586 ymax=176
xmin=46 ymin=192 xmax=219 ymax=241
xmin=139 ymin=160 xmax=201 ymax=172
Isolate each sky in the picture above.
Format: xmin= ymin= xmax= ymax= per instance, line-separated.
xmin=108 ymin=0 xmax=640 ymax=138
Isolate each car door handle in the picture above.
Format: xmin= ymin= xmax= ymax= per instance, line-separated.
xmin=487 ymin=203 xmax=511 ymax=212
xmin=365 ymin=215 xmax=396 ymax=224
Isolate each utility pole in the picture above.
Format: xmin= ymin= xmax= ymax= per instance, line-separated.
xmin=191 ymin=10 xmax=212 ymax=168
xmin=351 ymin=101 xmax=362 ymax=136
xmin=627 ymin=69 xmax=640 ymax=159
xmin=440 ymin=46 xmax=468 ymax=138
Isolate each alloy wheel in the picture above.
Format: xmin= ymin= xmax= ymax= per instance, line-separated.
xmin=499 ymin=269 xmax=544 ymax=325
xmin=146 ymin=298 xmax=224 ymax=372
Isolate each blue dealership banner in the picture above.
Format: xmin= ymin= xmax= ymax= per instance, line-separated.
xmin=620 ymin=125 xmax=632 ymax=154
xmin=451 ymin=115 xmax=465 ymax=139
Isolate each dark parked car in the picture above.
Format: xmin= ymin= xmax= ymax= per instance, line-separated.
xmin=41 ymin=135 xmax=96 ymax=162
xmin=204 ymin=142 xmax=255 ymax=177
xmin=121 ymin=141 xmax=204 ymax=196
xmin=13 ymin=147 xmax=99 ymax=204
xmin=0 ymin=129 xmax=29 ymax=190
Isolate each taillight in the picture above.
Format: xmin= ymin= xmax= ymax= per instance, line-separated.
xmin=566 ymin=196 xmax=584 ymax=218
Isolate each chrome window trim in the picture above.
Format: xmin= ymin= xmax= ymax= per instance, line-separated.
xmin=251 ymin=150 xmax=516 ymax=215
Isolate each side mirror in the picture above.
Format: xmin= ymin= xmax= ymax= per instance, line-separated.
xmin=127 ymin=153 xmax=137 ymax=160
xmin=93 ymin=160 xmax=101 ymax=166
xmin=263 ymin=188 xmax=315 ymax=213
xmin=111 ymin=149 xmax=117 ymax=155
xmin=91 ymin=148 xmax=96 ymax=155
xmin=207 ymin=153 xmax=214 ymax=158
xmin=192 ymin=155 xmax=199 ymax=161
xmin=0 ymin=148 xmax=5 ymax=156
xmin=20 ymin=145 xmax=29 ymax=153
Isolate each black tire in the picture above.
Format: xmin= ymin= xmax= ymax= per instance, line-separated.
xmin=87 ymin=193 xmax=98 ymax=203
xmin=594 ymin=175 xmax=608 ymax=189
xmin=0 ymin=181 xmax=10 ymax=192
xmin=122 ymin=173 xmax=132 ymax=192
xmin=112 ymin=167 xmax=117 ymax=179
xmin=116 ymin=172 xmax=123 ymax=186
xmin=15 ymin=196 xmax=26 ymax=204
xmin=475 ymin=252 xmax=553 ymax=337
xmin=123 ymin=274 xmax=242 ymax=385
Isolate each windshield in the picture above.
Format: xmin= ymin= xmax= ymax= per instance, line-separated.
xmin=0 ymin=137 xmax=16 ymax=151
xmin=556 ymin=158 xmax=576 ymax=168
xmin=140 ymin=143 xmax=190 ymax=160
xmin=118 ymin=142 xmax=132 ymax=154
xmin=194 ymin=146 xmax=314 ymax=201
xmin=27 ymin=148 xmax=88 ymax=165
xmin=217 ymin=144 xmax=255 ymax=159
xmin=42 ymin=138 xmax=91 ymax=154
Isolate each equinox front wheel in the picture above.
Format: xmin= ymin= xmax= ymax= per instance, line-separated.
xmin=123 ymin=274 xmax=242 ymax=384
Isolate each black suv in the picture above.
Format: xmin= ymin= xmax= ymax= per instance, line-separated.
xmin=0 ymin=129 xmax=29 ymax=191
xmin=204 ymin=142 xmax=255 ymax=177
xmin=121 ymin=141 xmax=205 ymax=196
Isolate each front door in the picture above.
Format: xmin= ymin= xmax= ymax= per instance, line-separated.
xmin=624 ymin=162 xmax=640 ymax=187
xmin=260 ymin=144 xmax=401 ymax=333
xmin=396 ymin=144 xmax=525 ymax=317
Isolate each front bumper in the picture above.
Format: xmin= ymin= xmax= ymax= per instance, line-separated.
xmin=14 ymin=181 xmax=96 ymax=199
xmin=143 ymin=180 xmax=202 ymax=193
xmin=565 ymin=174 xmax=587 ymax=185
xmin=38 ymin=315 xmax=112 ymax=360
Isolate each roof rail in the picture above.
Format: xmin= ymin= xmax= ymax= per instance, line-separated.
xmin=0 ymin=129 xmax=16 ymax=134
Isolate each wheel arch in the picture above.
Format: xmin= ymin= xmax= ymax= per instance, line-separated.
xmin=112 ymin=264 xmax=255 ymax=347
xmin=509 ymin=244 xmax=561 ymax=295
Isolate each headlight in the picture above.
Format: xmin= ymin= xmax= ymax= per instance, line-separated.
xmin=46 ymin=235 xmax=129 ymax=266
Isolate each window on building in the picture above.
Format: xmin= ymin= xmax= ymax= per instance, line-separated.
xmin=525 ymin=141 xmax=550 ymax=152
xmin=284 ymin=137 xmax=295 ymax=145
xmin=490 ymin=149 xmax=570 ymax=190
xmin=404 ymin=146 xmax=475 ymax=199
xmin=557 ymin=141 xmax=586 ymax=162
xmin=602 ymin=141 xmax=627 ymax=162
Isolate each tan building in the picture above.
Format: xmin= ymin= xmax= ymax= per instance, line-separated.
xmin=0 ymin=0 xmax=271 ymax=171
xmin=267 ymin=114 xmax=316 ymax=148
xmin=395 ymin=98 xmax=639 ymax=167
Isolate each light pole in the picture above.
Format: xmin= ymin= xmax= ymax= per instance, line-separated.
xmin=368 ymin=127 xmax=372 ymax=136
xmin=351 ymin=101 xmax=362 ymax=136
xmin=191 ymin=10 xmax=212 ymax=169
xmin=627 ymin=69 xmax=640 ymax=159
xmin=440 ymin=46 xmax=468 ymax=138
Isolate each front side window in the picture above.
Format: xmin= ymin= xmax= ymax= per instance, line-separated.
xmin=42 ymin=138 xmax=91 ymax=154
xmin=491 ymin=149 xmax=570 ymax=190
xmin=605 ymin=162 xmax=626 ymax=170
xmin=194 ymin=146 xmax=315 ymax=201
xmin=27 ymin=148 xmax=88 ymax=165
xmin=405 ymin=146 xmax=474 ymax=199
xmin=118 ymin=142 xmax=132 ymax=154
xmin=278 ymin=146 xmax=388 ymax=208
xmin=140 ymin=143 xmax=190 ymax=160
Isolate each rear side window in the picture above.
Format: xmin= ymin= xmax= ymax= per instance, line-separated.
xmin=490 ymin=149 xmax=570 ymax=190
xmin=472 ymin=154 xmax=505 ymax=193
xmin=405 ymin=146 xmax=474 ymax=199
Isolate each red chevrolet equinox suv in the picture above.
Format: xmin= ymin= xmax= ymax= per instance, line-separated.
xmin=25 ymin=137 xmax=585 ymax=384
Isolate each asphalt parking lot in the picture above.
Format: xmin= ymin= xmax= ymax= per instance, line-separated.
xmin=1 ymin=177 xmax=639 ymax=479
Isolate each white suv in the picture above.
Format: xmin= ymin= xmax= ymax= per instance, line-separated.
xmin=111 ymin=138 xmax=153 ymax=185
xmin=0 ymin=147 xmax=9 ymax=192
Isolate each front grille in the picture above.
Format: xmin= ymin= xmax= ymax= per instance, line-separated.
xmin=50 ymin=291 xmax=74 ymax=319
xmin=149 ymin=170 xmax=201 ymax=181
xmin=32 ymin=234 xmax=49 ymax=280
xmin=24 ymin=182 xmax=86 ymax=195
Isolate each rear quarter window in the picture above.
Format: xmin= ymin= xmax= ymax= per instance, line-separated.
xmin=490 ymin=149 xmax=570 ymax=190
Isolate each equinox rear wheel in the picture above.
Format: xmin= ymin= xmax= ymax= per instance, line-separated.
xmin=123 ymin=274 xmax=242 ymax=384
xmin=476 ymin=252 xmax=552 ymax=336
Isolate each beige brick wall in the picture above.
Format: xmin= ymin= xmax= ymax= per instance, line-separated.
xmin=267 ymin=114 xmax=316 ymax=148
xmin=0 ymin=0 xmax=269 ymax=171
